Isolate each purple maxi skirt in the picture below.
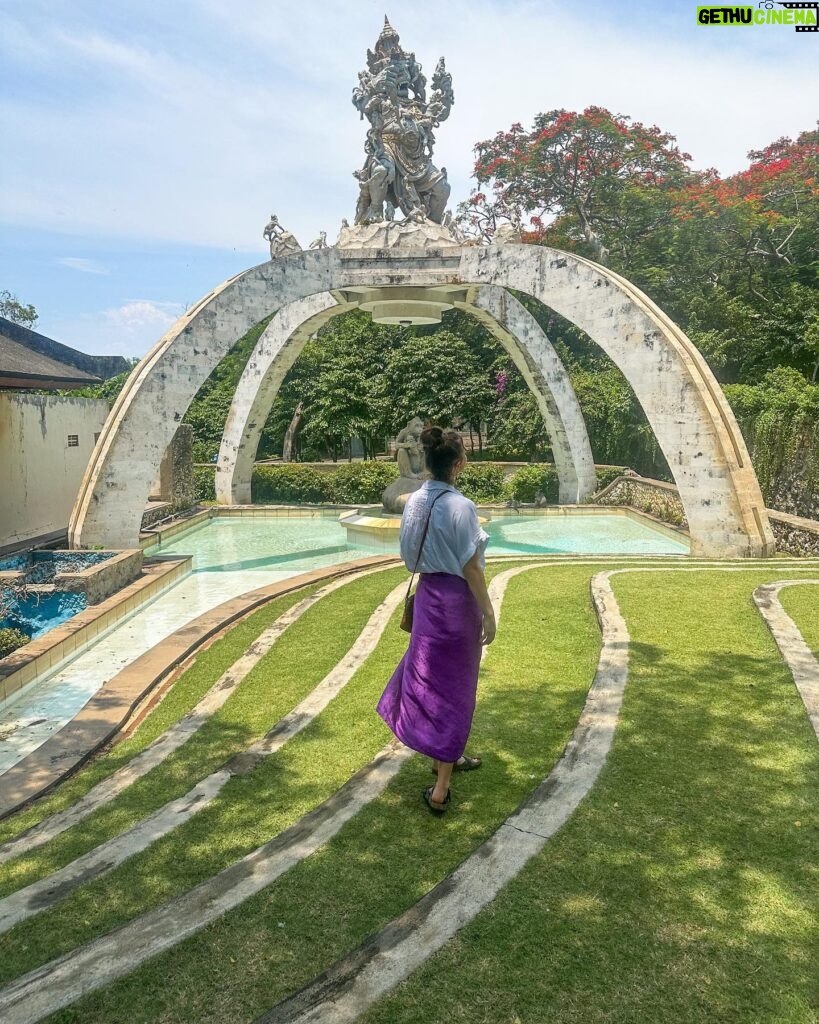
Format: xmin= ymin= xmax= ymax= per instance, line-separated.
xmin=377 ymin=572 xmax=482 ymax=763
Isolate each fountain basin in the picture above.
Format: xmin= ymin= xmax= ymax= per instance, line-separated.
xmin=339 ymin=508 xmax=491 ymax=553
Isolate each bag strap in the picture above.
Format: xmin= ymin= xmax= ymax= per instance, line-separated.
xmin=404 ymin=490 xmax=446 ymax=605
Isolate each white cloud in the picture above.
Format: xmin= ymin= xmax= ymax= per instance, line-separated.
xmin=56 ymin=257 xmax=109 ymax=275
xmin=103 ymin=299 xmax=184 ymax=333
xmin=0 ymin=1 xmax=816 ymax=253
xmin=43 ymin=300 xmax=186 ymax=360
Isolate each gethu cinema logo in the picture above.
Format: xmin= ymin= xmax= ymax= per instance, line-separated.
xmin=697 ymin=2 xmax=819 ymax=30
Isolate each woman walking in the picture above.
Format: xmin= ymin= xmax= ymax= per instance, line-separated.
xmin=377 ymin=426 xmax=496 ymax=815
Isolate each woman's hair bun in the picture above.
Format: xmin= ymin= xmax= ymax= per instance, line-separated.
xmin=420 ymin=425 xmax=445 ymax=450
xmin=419 ymin=424 xmax=466 ymax=481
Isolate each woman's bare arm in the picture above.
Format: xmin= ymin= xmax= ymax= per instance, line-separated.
xmin=463 ymin=551 xmax=496 ymax=645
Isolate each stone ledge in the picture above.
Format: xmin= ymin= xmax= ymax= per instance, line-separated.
xmin=0 ymin=555 xmax=398 ymax=820
xmin=593 ymin=475 xmax=688 ymax=529
xmin=767 ymin=509 xmax=819 ymax=536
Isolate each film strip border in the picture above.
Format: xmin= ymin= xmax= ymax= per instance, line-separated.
xmin=779 ymin=2 xmax=819 ymax=31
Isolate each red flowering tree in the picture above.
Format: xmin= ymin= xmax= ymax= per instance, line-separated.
xmin=459 ymin=107 xmax=694 ymax=262
xmin=671 ymin=126 xmax=819 ymax=297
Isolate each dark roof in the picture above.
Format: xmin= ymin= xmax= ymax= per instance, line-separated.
xmin=0 ymin=316 xmax=130 ymax=382
xmin=0 ymin=335 xmax=101 ymax=390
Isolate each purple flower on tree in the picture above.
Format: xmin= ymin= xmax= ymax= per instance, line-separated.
xmin=495 ymin=369 xmax=509 ymax=396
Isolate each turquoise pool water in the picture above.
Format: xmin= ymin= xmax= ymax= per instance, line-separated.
xmin=148 ymin=512 xmax=688 ymax=571
xmin=1 ymin=591 xmax=87 ymax=639
xmin=486 ymin=514 xmax=689 ymax=555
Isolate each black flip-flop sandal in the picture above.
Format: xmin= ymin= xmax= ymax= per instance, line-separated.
xmin=422 ymin=786 xmax=451 ymax=816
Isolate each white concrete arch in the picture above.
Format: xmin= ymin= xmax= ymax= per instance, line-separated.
xmin=215 ymin=286 xmax=597 ymax=506
xmin=216 ymin=293 xmax=350 ymax=505
xmin=464 ymin=286 xmax=597 ymax=503
xmin=70 ymin=245 xmax=773 ymax=557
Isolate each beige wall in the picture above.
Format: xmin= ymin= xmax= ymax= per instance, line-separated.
xmin=0 ymin=394 xmax=110 ymax=549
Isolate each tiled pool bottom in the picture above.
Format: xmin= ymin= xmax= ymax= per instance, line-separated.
xmin=0 ymin=508 xmax=687 ymax=775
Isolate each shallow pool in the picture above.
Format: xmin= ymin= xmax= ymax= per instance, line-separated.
xmin=148 ymin=512 xmax=688 ymax=568
xmin=486 ymin=514 xmax=689 ymax=556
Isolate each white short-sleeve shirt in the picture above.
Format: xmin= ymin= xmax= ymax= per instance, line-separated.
xmin=399 ymin=479 xmax=489 ymax=578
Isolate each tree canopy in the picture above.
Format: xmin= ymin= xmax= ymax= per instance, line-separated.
xmin=0 ymin=290 xmax=38 ymax=329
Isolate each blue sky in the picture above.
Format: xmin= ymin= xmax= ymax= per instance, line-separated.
xmin=1 ymin=0 xmax=816 ymax=357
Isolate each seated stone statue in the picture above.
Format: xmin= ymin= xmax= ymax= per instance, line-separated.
xmin=383 ymin=415 xmax=427 ymax=513
xmin=395 ymin=416 xmax=424 ymax=478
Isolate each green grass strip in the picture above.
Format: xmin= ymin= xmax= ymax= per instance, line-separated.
xmin=32 ymin=563 xmax=601 ymax=1023
xmin=356 ymin=568 xmax=819 ymax=1024
xmin=0 ymin=582 xmax=323 ymax=847
xmin=779 ymin=583 xmax=819 ymax=660
xmin=0 ymin=569 xmax=405 ymax=902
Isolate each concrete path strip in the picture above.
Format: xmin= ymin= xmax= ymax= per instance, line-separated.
xmin=0 ymin=564 xmax=395 ymax=866
xmin=254 ymin=569 xmax=629 ymax=1024
xmin=0 ymin=561 xmax=543 ymax=1023
xmin=753 ymin=579 xmax=819 ymax=742
xmin=0 ymin=581 xmax=407 ymax=935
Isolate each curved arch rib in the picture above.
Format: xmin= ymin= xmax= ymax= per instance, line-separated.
xmin=216 ymin=293 xmax=348 ymax=504
xmin=217 ymin=286 xmax=596 ymax=507
xmin=463 ymin=285 xmax=597 ymax=503
xmin=70 ymin=245 xmax=772 ymax=557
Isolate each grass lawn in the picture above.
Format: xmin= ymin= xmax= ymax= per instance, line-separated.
xmin=359 ymin=568 xmax=819 ymax=1024
xmin=0 ymin=562 xmax=816 ymax=1024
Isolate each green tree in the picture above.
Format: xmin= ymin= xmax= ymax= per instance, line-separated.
xmin=0 ymin=290 xmax=38 ymax=329
xmin=382 ymin=329 xmax=495 ymax=443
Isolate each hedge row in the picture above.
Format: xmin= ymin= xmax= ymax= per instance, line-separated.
xmin=195 ymin=462 xmax=627 ymax=506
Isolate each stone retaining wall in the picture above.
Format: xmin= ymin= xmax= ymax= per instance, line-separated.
xmin=767 ymin=510 xmax=819 ymax=558
xmin=595 ymin=474 xmax=819 ymax=557
xmin=58 ymin=549 xmax=144 ymax=604
xmin=594 ymin=475 xmax=688 ymax=528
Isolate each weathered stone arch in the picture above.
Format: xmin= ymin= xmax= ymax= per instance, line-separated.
xmin=216 ymin=293 xmax=350 ymax=505
xmin=70 ymin=245 xmax=773 ymax=557
xmin=463 ymin=286 xmax=597 ymax=503
xmin=215 ymin=286 xmax=596 ymax=506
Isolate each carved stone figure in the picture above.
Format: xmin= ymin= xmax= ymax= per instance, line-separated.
xmin=395 ymin=416 xmax=425 ymax=478
xmin=308 ymin=231 xmax=328 ymax=250
xmin=493 ymin=222 xmax=522 ymax=245
xmin=382 ymin=415 xmax=427 ymax=513
xmin=352 ymin=18 xmax=454 ymax=226
xmin=263 ymin=214 xmax=302 ymax=259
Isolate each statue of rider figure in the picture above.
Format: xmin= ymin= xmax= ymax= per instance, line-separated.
xmin=352 ymin=18 xmax=454 ymax=226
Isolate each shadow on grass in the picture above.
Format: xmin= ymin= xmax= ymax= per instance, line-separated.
xmin=359 ymin=639 xmax=819 ymax=1024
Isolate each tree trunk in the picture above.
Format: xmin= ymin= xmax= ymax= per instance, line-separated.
xmin=477 ymin=423 xmax=483 ymax=453
xmin=282 ymin=401 xmax=304 ymax=462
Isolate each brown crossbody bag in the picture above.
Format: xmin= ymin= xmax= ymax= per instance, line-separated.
xmin=400 ymin=492 xmax=445 ymax=633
